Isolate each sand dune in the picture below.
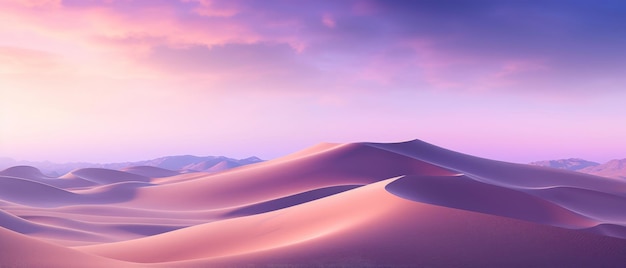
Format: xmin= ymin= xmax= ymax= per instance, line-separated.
xmin=1 ymin=166 xmax=96 ymax=189
xmin=385 ymin=174 xmax=597 ymax=229
xmin=1 ymin=208 xmax=117 ymax=242
xmin=0 ymin=176 xmax=149 ymax=208
xmin=368 ymin=140 xmax=626 ymax=192
xmin=119 ymin=143 xmax=456 ymax=210
xmin=2 ymin=139 xmax=626 ymax=267
xmin=581 ymin=159 xmax=626 ymax=179
xmin=121 ymin=166 xmax=180 ymax=178
xmin=65 ymin=168 xmax=151 ymax=184
xmin=5 ymin=205 xmax=208 ymax=246
xmin=0 ymin=209 xmax=60 ymax=234
xmin=0 ymin=226 xmax=140 ymax=267
xmin=0 ymin=166 xmax=50 ymax=180
xmin=0 ymin=176 xmax=80 ymax=207
xmin=78 ymin=178 xmax=626 ymax=267
xmin=223 ymin=185 xmax=362 ymax=218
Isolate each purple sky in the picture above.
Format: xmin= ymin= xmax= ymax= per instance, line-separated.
xmin=1 ymin=0 xmax=626 ymax=163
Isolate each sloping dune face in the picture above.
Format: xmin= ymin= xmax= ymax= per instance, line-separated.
xmin=120 ymin=166 xmax=180 ymax=178
xmin=0 ymin=226 xmax=139 ymax=268
xmin=67 ymin=168 xmax=151 ymax=184
xmin=0 ymin=166 xmax=50 ymax=180
xmin=2 ymin=140 xmax=626 ymax=267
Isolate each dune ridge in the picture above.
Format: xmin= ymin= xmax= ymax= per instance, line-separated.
xmin=120 ymin=166 xmax=180 ymax=178
xmin=2 ymin=139 xmax=626 ymax=267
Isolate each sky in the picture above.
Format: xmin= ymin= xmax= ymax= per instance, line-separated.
xmin=1 ymin=0 xmax=626 ymax=164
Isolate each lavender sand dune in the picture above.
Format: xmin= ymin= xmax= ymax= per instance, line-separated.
xmin=2 ymin=140 xmax=626 ymax=267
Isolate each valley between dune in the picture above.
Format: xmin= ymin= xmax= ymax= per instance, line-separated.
xmin=2 ymin=140 xmax=626 ymax=267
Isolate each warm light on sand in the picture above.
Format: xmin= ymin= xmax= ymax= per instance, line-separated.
xmin=2 ymin=1 xmax=626 ymax=266
xmin=1 ymin=140 xmax=626 ymax=267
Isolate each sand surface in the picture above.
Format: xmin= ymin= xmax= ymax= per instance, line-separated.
xmin=2 ymin=140 xmax=626 ymax=267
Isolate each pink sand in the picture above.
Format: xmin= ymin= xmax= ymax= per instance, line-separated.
xmin=2 ymin=139 xmax=626 ymax=267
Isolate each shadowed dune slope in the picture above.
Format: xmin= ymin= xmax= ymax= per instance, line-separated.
xmin=0 ymin=166 xmax=50 ymax=180
xmin=2 ymin=139 xmax=626 ymax=267
xmin=115 ymin=140 xmax=626 ymax=237
xmin=223 ymin=185 xmax=362 ymax=218
xmin=0 ymin=176 xmax=80 ymax=207
xmin=78 ymin=178 xmax=626 ymax=267
xmin=0 ymin=166 xmax=96 ymax=189
xmin=367 ymin=140 xmax=626 ymax=192
xmin=0 ymin=226 xmax=141 ymax=268
xmin=0 ymin=176 xmax=146 ymax=208
xmin=121 ymin=166 xmax=180 ymax=178
xmin=64 ymin=168 xmax=151 ymax=184
xmin=385 ymin=174 xmax=598 ymax=228
xmin=368 ymin=140 xmax=626 ymax=238
xmin=0 ymin=209 xmax=50 ymax=234
xmin=0 ymin=209 xmax=118 ymax=245
xmin=122 ymin=143 xmax=457 ymax=210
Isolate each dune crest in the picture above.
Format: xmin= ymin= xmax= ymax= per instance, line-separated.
xmin=2 ymin=139 xmax=626 ymax=267
xmin=121 ymin=166 xmax=180 ymax=178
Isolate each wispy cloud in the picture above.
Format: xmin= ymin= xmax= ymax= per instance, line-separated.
xmin=4 ymin=0 xmax=625 ymax=95
xmin=2 ymin=0 xmax=626 ymax=162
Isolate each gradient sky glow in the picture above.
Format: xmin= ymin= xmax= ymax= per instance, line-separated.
xmin=2 ymin=0 xmax=626 ymax=163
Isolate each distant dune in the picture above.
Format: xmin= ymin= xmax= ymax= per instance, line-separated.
xmin=0 ymin=166 xmax=51 ymax=180
xmin=579 ymin=159 xmax=626 ymax=180
xmin=120 ymin=166 xmax=181 ymax=178
xmin=2 ymin=140 xmax=626 ymax=267
xmin=0 ymin=155 xmax=264 ymax=176
xmin=531 ymin=158 xmax=626 ymax=179
xmin=530 ymin=158 xmax=600 ymax=171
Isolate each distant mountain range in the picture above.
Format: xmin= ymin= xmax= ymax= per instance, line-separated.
xmin=530 ymin=158 xmax=626 ymax=179
xmin=2 ymin=139 xmax=626 ymax=267
xmin=0 ymin=155 xmax=264 ymax=177
xmin=3 ymin=154 xmax=624 ymax=180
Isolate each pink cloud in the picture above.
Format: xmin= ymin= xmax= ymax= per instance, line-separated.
xmin=398 ymin=38 xmax=485 ymax=90
xmin=322 ymin=13 xmax=336 ymax=28
xmin=183 ymin=0 xmax=241 ymax=17
xmin=1 ymin=0 xmax=623 ymax=98
xmin=82 ymin=5 xmax=257 ymax=48
xmin=0 ymin=46 xmax=62 ymax=74
xmin=476 ymin=59 xmax=550 ymax=90
xmin=494 ymin=60 xmax=549 ymax=78
xmin=7 ymin=0 xmax=61 ymax=8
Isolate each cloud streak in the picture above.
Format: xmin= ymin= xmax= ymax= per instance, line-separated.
xmin=4 ymin=0 xmax=626 ymax=94
xmin=2 ymin=0 xmax=626 ymax=163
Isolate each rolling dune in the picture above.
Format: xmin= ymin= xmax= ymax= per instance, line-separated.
xmin=1 ymin=139 xmax=626 ymax=267
xmin=121 ymin=166 xmax=181 ymax=178
xmin=66 ymin=168 xmax=151 ymax=184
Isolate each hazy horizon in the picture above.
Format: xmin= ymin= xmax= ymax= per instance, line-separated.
xmin=1 ymin=138 xmax=623 ymax=165
xmin=2 ymin=0 xmax=626 ymax=164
